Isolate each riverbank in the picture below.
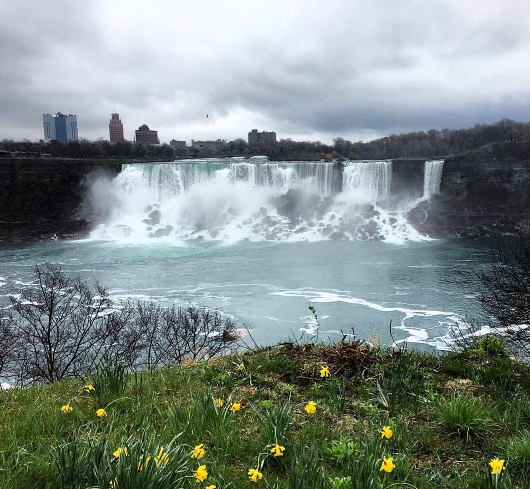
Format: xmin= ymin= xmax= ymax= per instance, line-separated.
xmin=1 ymin=339 xmax=529 ymax=488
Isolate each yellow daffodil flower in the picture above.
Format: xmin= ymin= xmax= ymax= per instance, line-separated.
xmin=113 ymin=447 xmax=128 ymax=458
xmin=380 ymin=456 xmax=395 ymax=473
xmin=84 ymin=384 xmax=95 ymax=393
xmin=230 ymin=402 xmax=241 ymax=413
xmin=206 ymin=485 xmax=216 ymax=489
xmin=489 ymin=458 xmax=505 ymax=475
xmin=194 ymin=464 xmax=208 ymax=482
xmin=61 ymin=404 xmax=73 ymax=414
xmin=248 ymin=467 xmax=263 ymax=483
xmin=109 ymin=478 xmax=118 ymax=488
xmin=236 ymin=363 xmax=245 ymax=371
xmin=381 ymin=426 xmax=393 ymax=439
xmin=138 ymin=455 xmax=151 ymax=471
xmin=320 ymin=366 xmax=330 ymax=378
xmin=270 ymin=442 xmax=285 ymax=457
xmin=305 ymin=401 xmax=317 ymax=414
xmin=96 ymin=408 xmax=107 ymax=418
xmin=215 ymin=398 xmax=223 ymax=408
xmin=156 ymin=447 xmax=169 ymax=467
xmin=192 ymin=443 xmax=206 ymax=459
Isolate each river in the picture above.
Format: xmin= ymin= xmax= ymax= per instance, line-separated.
xmin=0 ymin=158 xmax=495 ymax=351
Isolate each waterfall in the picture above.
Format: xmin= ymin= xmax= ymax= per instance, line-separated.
xmin=89 ymin=158 xmax=428 ymax=244
xmin=423 ymin=160 xmax=444 ymax=198
xmin=342 ymin=161 xmax=392 ymax=202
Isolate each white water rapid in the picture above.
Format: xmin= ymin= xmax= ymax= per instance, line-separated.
xmin=89 ymin=158 xmax=433 ymax=244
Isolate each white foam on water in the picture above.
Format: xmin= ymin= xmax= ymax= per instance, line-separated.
xmin=271 ymin=289 xmax=461 ymax=349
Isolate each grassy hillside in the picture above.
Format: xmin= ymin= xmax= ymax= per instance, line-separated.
xmin=1 ymin=339 xmax=530 ymax=488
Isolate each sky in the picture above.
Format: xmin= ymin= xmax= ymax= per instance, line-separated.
xmin=1 ymin=0 xmax=529 ymax=144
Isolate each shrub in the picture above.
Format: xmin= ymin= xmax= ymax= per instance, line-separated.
xmin=436 ymin=394 xmax=494 ymax=440
xmin=507 ymin=430 xmax=530 ymax=464
xmin=475 ymin=334 xmax=509 ymax=359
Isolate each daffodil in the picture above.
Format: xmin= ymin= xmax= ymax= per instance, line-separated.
xmin=113 ymin=447 xmax=128 ymax=458
xmin=84 ymin=384 xmax=95 ymax=393
xmin=270 ymin=442 xmax=285 ymax=457
xmin=156 ymin=447 xmax=169 ymax=467
xmin=206 ymin=486 xmax=216 ymax=489
xmin=96 ymin=408 xmax=107 ymax=418
xmin=215 ymin=398 xmax=223 ymax=408
xmin=248 ymin=467 xmax=263 ymax=483
xmin=305 ymin=401 xmax=317 ymax=414
xmin=230 ymin=402 xmax=241 ymax=413
xmin=192 ymin=443 xmax=205 ymax=459
xmin=320 ymin=366 xmax=330 ymax=378
xmin=380 ymin=456 xmax=395 ymax=473
xmin=236 ymin=363 xmax=245 ymax=371
xmin=381 ymin=426 xmax=393 ymax=439
xmin=489 ymin=458 xmax=505 ymax=475
xmin=109 ymin=478 xmax=118 ymax=488
xmin=194 ymin=464 xmax=208 ymax=482
xmin=138 ymin=455 xmax=151 ymax=471
xmin=61 ymin=404 xmax=73 ymax=414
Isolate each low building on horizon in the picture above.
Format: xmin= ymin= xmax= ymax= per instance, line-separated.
xmin=248 ymin=129 xmax=276 ymax=146
xmin=109 ymin=113 xmax=124 ymax=143
xmin=170 ymin=139 xmax=187 ymax=148
xmin=135 ymin=124 xmax=159 ymax=144
xmin=191 ymin=139 xmax=225 ymax=152
xmin=42 ymin=112 xmax=78 ymax=143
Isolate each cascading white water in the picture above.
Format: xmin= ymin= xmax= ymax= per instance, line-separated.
xmin=423 ymin=160 xmax=444 ymax=198
xmin=89 ymin=158 xmax=429 ymax=244
xmin=342 ymin=161 xmax=392 ymax=202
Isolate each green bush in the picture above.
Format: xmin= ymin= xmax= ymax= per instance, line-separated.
xmin=436 ymin=394 xmax=494 ymax=440
xmin=475 ymin=334 xmax=509 ymax=359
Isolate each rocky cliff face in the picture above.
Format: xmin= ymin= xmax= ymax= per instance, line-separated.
xmin=0 ymin=159 xmax=121 ymax=242
xmin=408 ymin=143 xmax=530 ymax=238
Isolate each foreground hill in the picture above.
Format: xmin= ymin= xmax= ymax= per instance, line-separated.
xmin=1 ymin=339 xmax=529 ymax=488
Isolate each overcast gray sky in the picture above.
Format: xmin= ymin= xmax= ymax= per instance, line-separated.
xmin=1 ymin=0 xmax=529 ymax=144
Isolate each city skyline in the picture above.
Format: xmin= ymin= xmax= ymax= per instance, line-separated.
xmin=2 ymin=0 xmax=530 ymax=144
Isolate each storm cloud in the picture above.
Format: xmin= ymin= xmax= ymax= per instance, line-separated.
xmin=1 ymin=0 xmax=529 ymax=143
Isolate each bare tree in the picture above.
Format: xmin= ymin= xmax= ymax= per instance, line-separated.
xmin=0 ymin=311 xmax=18 ymax=381
xmin=9 ymin=264 xmax=113 ymax=383
xmin=6 ymin=265 xmax=240 ymax=384
xmin=478 ymin=234 xmax=530 ymax=352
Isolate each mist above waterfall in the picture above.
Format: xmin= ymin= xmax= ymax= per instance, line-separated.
xmin=89 ymin=158 xmax=443 ymax=244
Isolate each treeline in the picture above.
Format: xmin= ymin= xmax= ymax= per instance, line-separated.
xmin=0 ymin=138 xmax=178 ymax=161
xmin=2 ymin=119 xmax=529 ymax=161
xmin=256 ymin=118 xmax=530 ymax=160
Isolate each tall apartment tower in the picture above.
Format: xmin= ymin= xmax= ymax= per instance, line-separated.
xmin=109 ymin=113 xmax=124 ymax=143
xmin=43 ymin=112 xmax=78 ymax=143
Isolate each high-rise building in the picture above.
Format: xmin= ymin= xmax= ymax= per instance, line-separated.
xmin=135 ymin=124 xmax=159 ymax=144
xmin=248 ymin=129 xmax=277 ymax=146
xmin=109 ymin=113 xmax=124 ymax=143
xmin=43 ymin=113 xmax=78 ymax=143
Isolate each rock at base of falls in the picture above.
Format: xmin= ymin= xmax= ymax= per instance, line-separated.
xmin=149 ymin=225 xmax=173 ymax=238
xmin=330 ymin=231 xmax=346 ymax=240
xmin=143 ymin=209 xmax=161 ymax=226
xmin=144 ymin=205 xmax=152 ymax=213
